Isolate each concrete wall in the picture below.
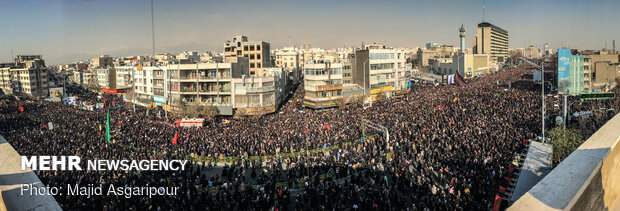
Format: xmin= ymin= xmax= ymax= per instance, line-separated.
xmin=509 ymin=113 xmax=620 ymax=211
xmin=0 ymin=136 xmax=61 ymax=210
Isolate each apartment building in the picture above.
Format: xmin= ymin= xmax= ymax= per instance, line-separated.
xmin=177 ymin=52 xmax=200 ymax=63
xmin=90 ymin=55 xmax=113 ymax=69
xmin=275 ymin=46 xmax=300 ymax=70
xmin=0 ymin=65 xmax=12 ymax=95
xmin=303 ymin=61 xmax=343 ymax=109
xmin=581 ymin=51 xmax=619 ymax=91
xmin=0 ymin=55 xmax=49 ymax=97
xmin=223 ymin=35 xmax=271 ymax=75
xmin=473 ymin=22 xmax=509 ymax=64
xmin=167 ymin=58 xmax=249 ymax=115
xmin=342 ymin=61 xmax=354 ymax=84
xmin=417 ymin=45 xmax=456 ymax=67
xmin=232 ymin=68 xmax=289 ymax=115
xmin=69 ymin=70 xmax=96 ymax=87
xmin=353 ymin=46 xmax=408 ymax=96
xmin=432 ymin=54 xmax=490 ymax=77
xmin=525 ymin=45 xmax=540 ymax=59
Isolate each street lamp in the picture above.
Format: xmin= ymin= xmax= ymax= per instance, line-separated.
xmin=520 ymin=57 xmax=546 ymax=143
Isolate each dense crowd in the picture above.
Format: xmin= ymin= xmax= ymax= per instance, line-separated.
xmin=1 ymin=66 xmax=616 ymax=210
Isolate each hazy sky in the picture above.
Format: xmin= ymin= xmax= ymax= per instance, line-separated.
xmin=2 ymin=0 xmax=619 ymax=64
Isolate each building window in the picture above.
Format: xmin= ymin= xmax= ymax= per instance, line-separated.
xmin=257 ymin=54 xmax=261 ymax=59
xmin=256 ymin=45 xmax=261 ymax=51
xmin=257 ymin=63 xmax=261 ymax=68
xmin=250 ymin=45 xmax=255 ymax=51
xmin=250 ymin=63 xmax=255 ymax=68
xmin=250 ymin=54 xmax=255 ymax=60
xmin=244 ymin=54 xmax=248 ymax=58
xmin=244 ymin=45 xmax=249 ymax=51
xmin=370 ymin=53 xmax=395 ymax=60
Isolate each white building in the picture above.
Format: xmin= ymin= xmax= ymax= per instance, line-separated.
xmin=303 ymin=61 xmax=343 ymax=108
xmin=354 ymin=47 xmax=408 ymax=94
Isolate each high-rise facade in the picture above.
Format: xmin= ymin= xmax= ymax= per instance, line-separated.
xmin=223 ymin=35 xmax=271 ymax=75
xmin=472 ymin=22 xmax=508 ymax=64
xmin=581 ymin=52 xmax=619 ymax=91
xmin=353 ymin=46 xmax=408 ymax=94
xmin=0 ymin=55 xmax=49 ymax=97
xmin=303 ymin=61 xmax=343 ymax=108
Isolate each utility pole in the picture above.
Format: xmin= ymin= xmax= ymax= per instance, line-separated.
xmin=542 ymin=60 xmax=545 ymax=143
xmin=563 ymin=95 xmax=567 ymax=128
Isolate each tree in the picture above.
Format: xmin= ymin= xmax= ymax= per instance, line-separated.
xmin=185 ymin=101 xmax=201 ymax=118
xmin=375 ymin=92 xmax=387 ymax=102
xmin=124 ymin=89 xmax=134 ymax=102
xmin=334 ymin=98 xmax=346 ymax=108
xmin=201 ymin=105 xmax=219 ymax=122
xmin=548 ymin=127 xmax=585 ymax=167
xmin=350 ymin=95 xmax=365 ymax=107
xmin=509 ymin=51 xmax=524 ymax=66
xmin=174 ymin=98 xmax=189 ymax=117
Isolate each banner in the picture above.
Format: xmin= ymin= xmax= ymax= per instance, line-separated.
xmin=172 ymin=132 xmax=179 ymax=145
xmin=106 ymin=107 xmax=110 ymax=143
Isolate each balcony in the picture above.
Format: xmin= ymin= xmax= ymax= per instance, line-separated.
xmin=178 ymin=76 xmax=198 ymax=81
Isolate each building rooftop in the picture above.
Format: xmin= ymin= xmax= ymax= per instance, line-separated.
xmin=478 ymin=22 xmax=508 ymax=34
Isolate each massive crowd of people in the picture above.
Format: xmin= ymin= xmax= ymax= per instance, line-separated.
xmin=0 ymin=66 xmax=617 ymax=210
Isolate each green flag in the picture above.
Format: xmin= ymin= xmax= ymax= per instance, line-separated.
xmin=106 ymin=107 xmax=110 ymax=143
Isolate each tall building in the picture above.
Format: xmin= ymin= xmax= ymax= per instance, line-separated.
xmin=223 ymin=35 xmax=271 ymax=75
xmin=167 ymin=59 xmax=249 ymax=115
xmin=581 ymin=51 xmax=619 ymax=91
xmin=232 ymin=68 xmax=289 ymax=115
xmin=0 ymin=55 xmax=49 ymax=97
xmin=90 ymin=55 xmax=113 ymax=69
xmin=353 ymin=46 xmax=408 ymax=95
xmin=303 ymin=61 xmax=343 ymax=108
xmin=274 ymin=46 xmax=300 ymax=72
xmin=472 ymin=22 xmax=508 ymax=64
xmin=525 ymin=45 xmax=540 ymax=59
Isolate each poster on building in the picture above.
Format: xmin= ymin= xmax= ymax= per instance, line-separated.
xmin=557 ymin=48 xmax=571 ymax=92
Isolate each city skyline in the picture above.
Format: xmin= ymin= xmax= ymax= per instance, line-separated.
xmin=2 ymin=0 xmax=619 ymax=64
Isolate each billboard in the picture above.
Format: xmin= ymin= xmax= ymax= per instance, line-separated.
xmin=557 ymin=48 xmax=571 ymax=92
xmin=154 ymin=95 xmax=166 ymax=104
